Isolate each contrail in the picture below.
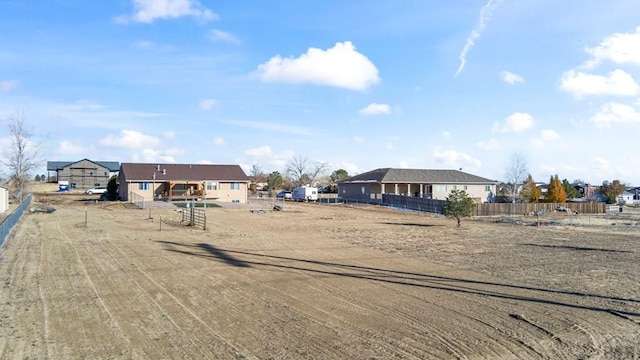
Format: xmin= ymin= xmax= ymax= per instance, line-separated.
xmin=455 ymin=0 xmax=504 ymax=78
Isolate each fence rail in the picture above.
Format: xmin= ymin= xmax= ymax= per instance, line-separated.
xmin=382 ymin=194 xmax=445 ymax=214
xmin=182 ymin=207 xmax=206 ymax=230
xmin=1 ymin=195 xmax=33 ymax=248
xmin=475 ymin=202 xmax=606 ymax=216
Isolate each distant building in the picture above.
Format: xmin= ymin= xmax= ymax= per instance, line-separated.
xmin=47 ymin=159 xmax=120 ymax=190
xmin=338 ymin=168 xmax=497 ymax=203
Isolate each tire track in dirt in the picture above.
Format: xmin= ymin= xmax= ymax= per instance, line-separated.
xmin=233 ymin=233 xmax=573 ymax=359
xmin=53 ymin=217 xmax=137 ymax=358
xmin=93 ymin=231 xmax=255 ymax=359
xmin=213 ymin=234 xmax=483 ymax=359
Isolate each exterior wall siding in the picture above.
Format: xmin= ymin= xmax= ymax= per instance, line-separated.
xmin=58 ymin=159 xmax=111 ymax=190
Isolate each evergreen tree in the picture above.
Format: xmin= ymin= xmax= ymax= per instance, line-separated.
xmin=267 ymin=171 xmax=284 ymax=195
xmin=520 ymin=174 xmax=541 ymax=203
xmin=562 ymin=179 xmax=579 ymax=199
xmin=442 ymin=190 xmax=476 ymax=227
xmin=545 ymin=175 xmax=567 ymax=203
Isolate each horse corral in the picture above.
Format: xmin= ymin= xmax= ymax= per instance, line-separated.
xmin=1 ymin=191 xmax=639 ymax=359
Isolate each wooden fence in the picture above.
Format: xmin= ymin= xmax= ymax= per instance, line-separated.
xmin=382 ymin=194 xmax=445 ymax=214
xmin=475 ymin=202 xmax=606 ymax=216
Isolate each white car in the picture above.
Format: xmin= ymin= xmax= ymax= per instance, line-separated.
xmin=85 ymin=187 xmax=107 ymax=195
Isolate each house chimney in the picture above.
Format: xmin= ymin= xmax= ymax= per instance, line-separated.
xmin=157 ymin=164 xmax=160 ymax=171
xmin=162 ymin=169 xmax=166 ymax=175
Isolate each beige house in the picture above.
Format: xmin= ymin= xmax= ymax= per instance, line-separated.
xmin=118 ymin=163 xmax=250 ymax=203
xmin=338 ymin=168 xmax=497 ymax=203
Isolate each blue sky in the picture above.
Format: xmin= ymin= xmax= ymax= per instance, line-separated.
xmin=1 ymin=0 xmax=640 ymax=185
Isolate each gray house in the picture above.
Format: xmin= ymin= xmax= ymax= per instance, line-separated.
xmin=338 ymin=168 xmax=498 ymax=203
xmin=47 ymin=159 xmax=120 ymax=190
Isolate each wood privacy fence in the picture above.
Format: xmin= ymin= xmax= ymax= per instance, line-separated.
xmin=383 ymin=194 xmax=445 ymax=214
xmin=475 ymin=202 xmax=606 ymax=216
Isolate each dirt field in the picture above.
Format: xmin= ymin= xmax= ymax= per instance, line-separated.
xmin=1 ymin=192 xmax=639 ymax=359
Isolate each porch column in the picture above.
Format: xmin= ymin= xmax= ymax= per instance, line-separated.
xmin=420 ymin=184 xmax=423 ymax=197
xmin=381 ymin=183 xmax=385 ymax=194
xmin=394 ymin=183 xmax=399 ymax=195
xmin=407 ymin=184 xmax=411 ymax=196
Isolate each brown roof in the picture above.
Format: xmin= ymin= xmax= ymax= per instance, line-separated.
xmin=119 ymin=163 xmax=249 ymax=182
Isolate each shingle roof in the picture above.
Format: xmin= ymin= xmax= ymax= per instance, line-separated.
xmin=47 ymin=159 xmax=120 ymax=172
xmin=119 ymin=163 xmax=249 ymax=182
xmin=341 ymin=168 xmax=497 ymax=184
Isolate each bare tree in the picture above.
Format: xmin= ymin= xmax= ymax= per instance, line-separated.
xmin=248 ymin=164 xmax=266 ymax=192
xmin=504 ymin=153 xmax=528 ymax=203
xmin=1 ymin=113 xmax=42 ymax=202
xmin=285 ymin=155 xmax=329 ymax=187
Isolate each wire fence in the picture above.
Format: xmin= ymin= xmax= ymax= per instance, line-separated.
xmin=0 ymin=195 xmax=33 ymax=249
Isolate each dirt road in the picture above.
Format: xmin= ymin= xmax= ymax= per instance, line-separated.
xmin=1 ymin=194 xmax=639 ymax=359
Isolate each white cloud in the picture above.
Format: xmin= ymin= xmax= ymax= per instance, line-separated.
xmin=100 ymin=130 xmax=160 ymax=149
xmin=492 ymin=112 xmax=535 ymax=133
xmin=433 ymin=150 xmax=482 ymax=170
xmin=583 ymin=26 xmax=640 ymax=68
xmin=255 ymin=41 xmax=380 ymax=91
xmin=540 ymin=129 xmax=560 ymax=141
xmin=477 ymin=139 xmax=501 ymax=150
xmin=455 ymin=0 xmax=504 ymax=77
xmin=530 ymin=130 xmax=560 ymax=149
xmin=359 ymin=103 xmax=391 ymax=115
xmin=164 ymin=131 xmax=176 ymax=139
xmin=588 ymin=102 xmax=640 ymax=129
xmin=57 ymin=140 xmax=86 ymax=155
xmin=212 ymin=137 xmax=225 ymax=146
xmin=499 ymin=71 xmax=524 ymax=84
xmin=244 ymin=145 xmax=272 ymax=157
xmin=207 ymin=29 xmax=240 ymax=44
xmin=398 ymin=160 xmax=410 ymax=169
xmin=442 ymin=131 xmax=452 ymax=140
xmin=353 ymin=136 xmax=364 ymax=143
xmin=136 ymin=148 xmax=176 ymax=163
xmin=0 ymin=80 xmax=18 ymax=92
xmin=560 ymin=69 xmax=640 ymax=98
xmin=199 ymin=98 xmax=219 ymax=111
xmin=117 ymin=0 xmax=218 ymax=24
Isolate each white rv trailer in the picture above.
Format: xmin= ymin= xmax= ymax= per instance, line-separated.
xmin=292 ymin=185 xmax=318 ymax=202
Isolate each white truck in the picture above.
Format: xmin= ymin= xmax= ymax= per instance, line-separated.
xmin=292 ymin=185 xmax=318 ymax=202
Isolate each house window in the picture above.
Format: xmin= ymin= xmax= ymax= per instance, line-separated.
xmin=206 ymin=181 xmax=218 ymax=191
xmin=485 ymin=185 xmax=491 ymax=191
xmin=230 ymin=182 xmax=240 ymax=190
xmin=436 ymin=185 xmax=447 ymax=192
xmin=94 ymin=183 xmax=101 ymax=187
xmin=104 ymin=172 xmax=108 ymax=176
xmin=464 ymin=185 xmax=468 ymax=190
xmin=361 ymin=186 xmax=366 ymax=194
xmin=139 ymin=182 xmax=149 ymax=191
xmin=89 ymin=171 xmax=94 ymax=176
xmin=452 ymin=185 xmax=457 ymax=190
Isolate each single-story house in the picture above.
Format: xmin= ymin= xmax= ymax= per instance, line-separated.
xmin=47 ymin=159 xmax=120 ymax=190
xmin=619 ymin=191 xmax=635 ymax=205
xmin=118 ymin=163 xmax=250 ymax=203
xmin=338 ymin=168 xmax=498 ymax=203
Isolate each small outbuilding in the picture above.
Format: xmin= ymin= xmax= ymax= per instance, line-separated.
xmin=0 ymin=186 xmax=8 ymax=214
